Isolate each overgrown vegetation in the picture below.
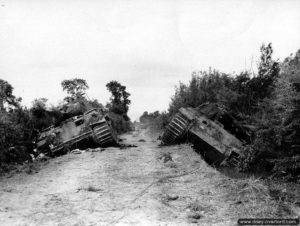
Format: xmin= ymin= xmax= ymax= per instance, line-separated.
xmin=0 ymin=78 xmax=132 ymax=171
xmin=148 ymin=43 xmax=299 ymax=179
xmin=106 ymin=80 xmax=132 ymax=133
xmin=139 ymin=110 xmax=169 ymax=131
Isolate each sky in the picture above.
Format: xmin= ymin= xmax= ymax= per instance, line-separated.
xmin=0 ymin=0 xmax=300 ymax=120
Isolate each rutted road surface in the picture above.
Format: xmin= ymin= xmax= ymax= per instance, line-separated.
xmin=0 ymin=128 xmax=242 ymax=225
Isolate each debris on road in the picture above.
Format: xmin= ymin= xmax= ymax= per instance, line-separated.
xmin=36 ymin=108 xmax=118 ymax=156
xmin=159 ymin=152 xmax=173 ymax=163
xmin=119 ymin=144 xmax=138 ymax=149
xmin=70 ymin=149 xmax=84 ymax=154
xmin=90 ymin=147 xmax=104 ymax=152
xmin=76 ymin=185 xmax=103 ymax=193
xmin=164 ymin=194 xmax=179 ymax=201
xmin=35 ymin=153 xmax=50 ymax=162
xmin=161 ymin=105 xmax=246 ymax=167
xmin=187 ymin=212 xmax=203 ymax=223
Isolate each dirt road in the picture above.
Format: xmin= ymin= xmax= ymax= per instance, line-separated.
xmin=0 ymin=128 xmax=290 ymax=226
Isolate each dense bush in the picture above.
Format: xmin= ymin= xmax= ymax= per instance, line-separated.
xmin=0 ymin=107 xmax=35 ymax=167
xmin=166 ymin=44 xmax=299 ymax=178
xmin=108 ymin=112 xmax=133 ymax=134
xmin=139 ymin=111 xmax=169 ymax=131
xmin=0 ymin=79 xmax=37 ymax=167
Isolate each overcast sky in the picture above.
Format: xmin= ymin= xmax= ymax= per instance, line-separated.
xmin=1 ymin=0 xmax=300 ymax=120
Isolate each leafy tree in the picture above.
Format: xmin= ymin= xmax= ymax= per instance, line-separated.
xmin=0 ymin=79 xmax=21 ymax=111
xmin=106 ymin=81 xmax=131 ymax=118
xmin=88 ymin=99 xmax=104 ymax=110
xmin=169 ymin=70 xmax=238 ymax=115
xmin=140 ymin=111 xmax=161 ymax=123
xmin=61 ymin=78 xmax=89 ymax=102
xmin=139 ymin=110 xmax=169 ymax=130
xmin=245 ymin=49 xmax=300 ymax=176
xmin=249 ymin=43 xmax=280 ymax=100
xmin=258 ymin=43 xmax=279 ymax=78
xmin=60 ymin=78 xmax=94 ymax=116
xmin=275 ymin=49 xmax=300 ymax=152
xmin=139 ymin=111 xmax=149 ymax=123
xmin=30 ymin=98 xmax=49 ymax=121
xmin=168 ymin=82 xmax=189 ymax=116
xmin=32 ymin=98 xmax=48 ymax=110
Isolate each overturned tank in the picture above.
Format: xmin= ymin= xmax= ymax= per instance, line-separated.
xmin=36 ymin=108 xmax=117 ymax=155
xmin=195 ymin=103 xmax=253 ymax=143
xmin=161 ymin=107 xmax=245 ymax=167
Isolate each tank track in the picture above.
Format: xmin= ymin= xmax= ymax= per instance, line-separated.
xmin=161 ymin=112 xmax=190 ymax=145
xmin=92 ymin=121 xmax=115 ymax=146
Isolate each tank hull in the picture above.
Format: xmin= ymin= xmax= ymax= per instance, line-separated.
xmin=161 ymin=107 xmax=244 ymax=167
xmin=36 ymin=108 xmax=117 ymax=154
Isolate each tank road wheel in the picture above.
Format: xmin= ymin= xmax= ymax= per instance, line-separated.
xmin=93 ymin=122 xmax=115 ymax=146
xmin=225 ymin=151 xmax=241 ymax=167
xmin=161 ymin=112 xmax=190 ymax=145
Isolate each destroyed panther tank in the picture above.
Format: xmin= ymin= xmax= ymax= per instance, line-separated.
xmin=161 ymin=107 xmax=245 ymax=167
xmin=196 ymin=103 xmax=252 ymax=143
xmin=36 ymin=108 xmax=117 ymax=154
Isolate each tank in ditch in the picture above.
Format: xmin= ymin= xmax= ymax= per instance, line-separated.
xmin=36 ymin=108 xmax=118 ymax=155
xmin=161 ymin=107 xmax=245 ymax=167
